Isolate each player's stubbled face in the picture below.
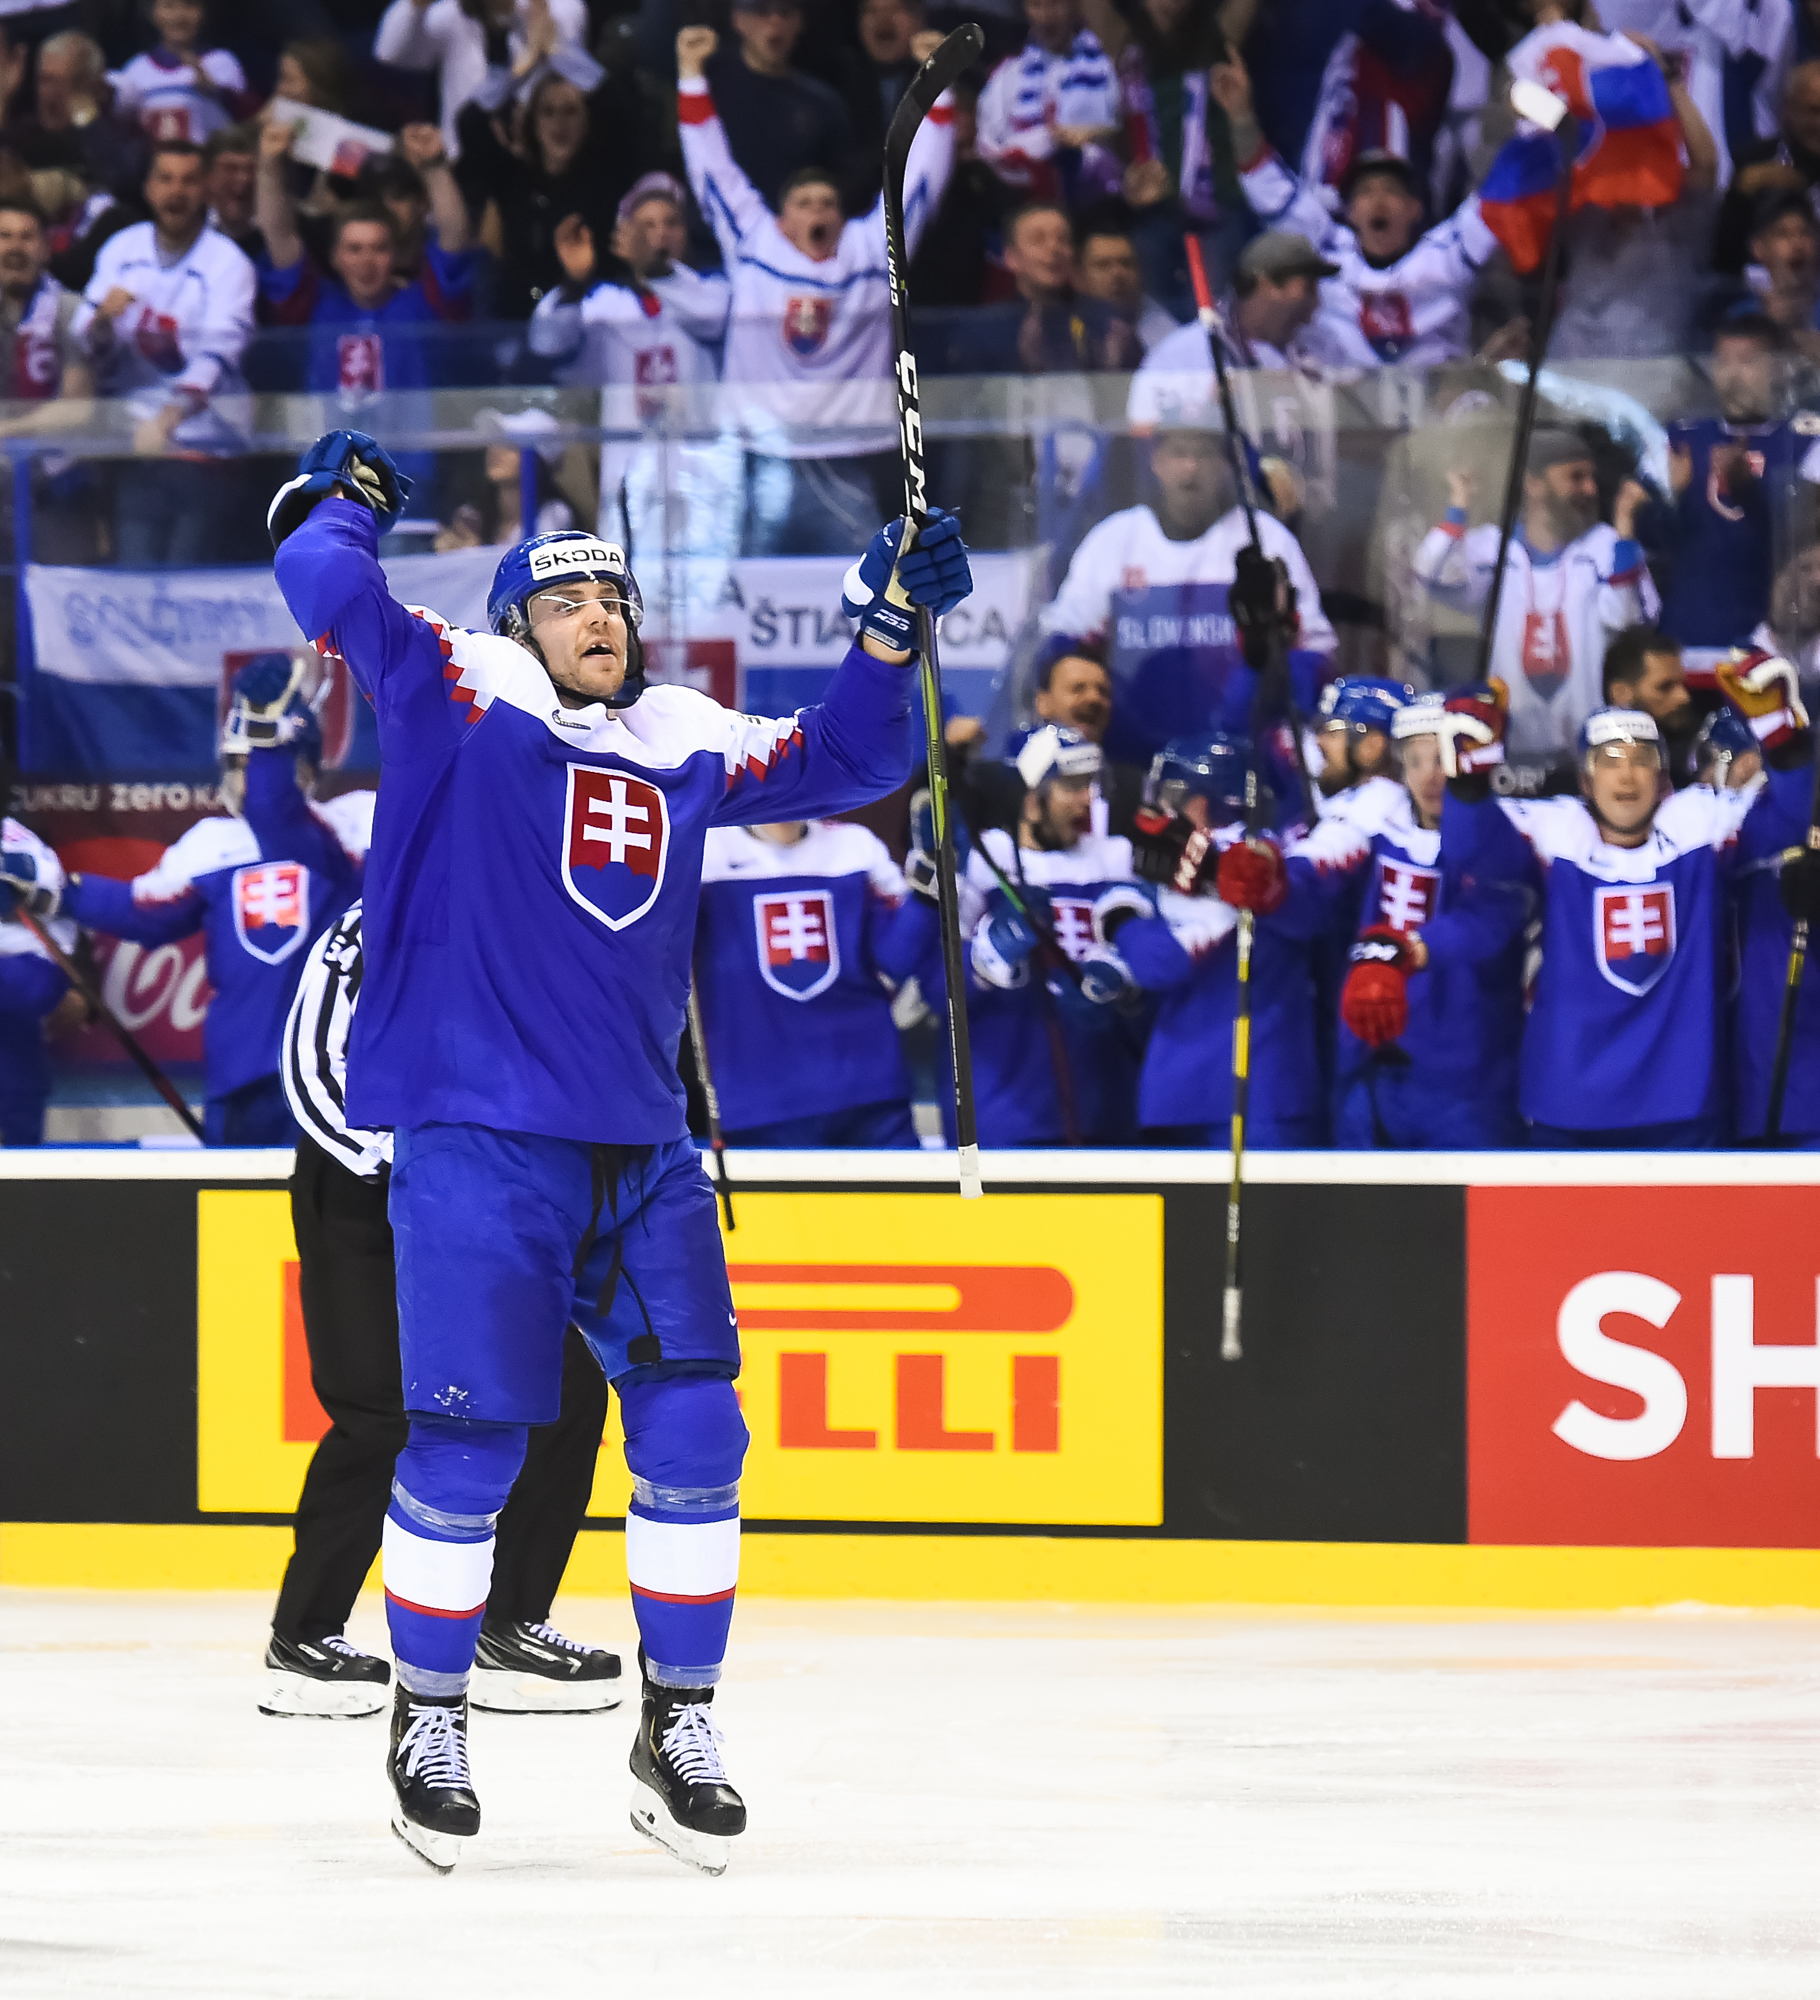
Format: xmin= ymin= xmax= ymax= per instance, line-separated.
xmin=1584 ymin=743 xmax=1661 ymax=840
xmin=1036 ymin=775 xmax=1094 ymax=845
xmin=528 ymin=582 xmax=630 ymax=705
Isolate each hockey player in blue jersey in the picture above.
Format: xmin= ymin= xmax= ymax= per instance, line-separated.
xmin=0 ymin=655 xmax=360 ymax=1145
xmin=0 ymin=813 xmax=75 ymax=1146
xmin=1094 ymin=733 xmax=1340 ymax=1147
xmin=1435 ymin=657 xmax=1815 ymax=1148
xmin=694 ymin=819 xmax=934 ymax=1147
xmin=958 ymin=725 xmax=1143 ymax=1147
xmin=267 ymin=429 xmax=970 ymax=1873
xmin=1311 ymin=675 xmax=1412 ymax=803
xmin=1302 ymin=694 xmax=1527 ymax=1149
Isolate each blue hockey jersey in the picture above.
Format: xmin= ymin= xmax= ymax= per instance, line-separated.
xmin=274 ymin=498 xmax=914 ymax=1143
xmin=1296 ymin=776 xmax=1528 ymax=1094
xmin=1443 ymin=769 xmax=1812 ymax=1131
xmin=1650 ymin=417 xmax=1820 ymax=653
xmin=1115 ymin=821 xmax=1343 ymax=1138
xmin=1728 ymin=843 xmax=1820 ymax=1141
xmin=62 ymin=750 xmax=359 ymax=1102
xmin=959 ymin=826 xmax=1143 ymax=1146
xmin=0 ymin=817 xmax=74 ymax=1135
xmin=695 ymin=821 xmax=935 ymax=1130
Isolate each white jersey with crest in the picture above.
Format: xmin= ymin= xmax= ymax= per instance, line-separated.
xmin=678 ymin=75 xmax=953 ymax=459
xmin=1237 ymin=144 xmax=1496 ymax=368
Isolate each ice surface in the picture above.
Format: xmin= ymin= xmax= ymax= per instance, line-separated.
xmin=4 ymin=1589 xmax=1819 ymax=1998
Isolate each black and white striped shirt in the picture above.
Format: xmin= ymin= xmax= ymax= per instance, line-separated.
xmin=281 ymin=900 xmax=391 ymax=1178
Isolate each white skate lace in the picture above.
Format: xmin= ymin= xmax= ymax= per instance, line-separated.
xmin=399 ymin=1702 xmax=471 ymax=1789
xmin=321 ymin=1635 xmax=366 ymax=1660
xmin=525 ymin=1621 xmax=594 ymax=1654
xmin=660 ymin=1702 xmax=729 ymax=1786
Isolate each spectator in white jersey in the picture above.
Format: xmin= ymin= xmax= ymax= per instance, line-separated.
xmin=527 ymin=172 xmax=733 ymax=558
xmin=1129 ymin=230 xmax=1334 ymax=435
xmin=1211 ymin=48 xmax=1521 ymax=370
xmin=78 ymin=137 xmax=255 ymax=565
xmin=373 ymin=0 xmax=592 ymax=161
xmin=1413 ymin=428 xmax=1658 ymax=764
xmin=676 ymin=23 xmax=954 ymax=556
xmin=975 ymin=0 xmax=1122 ymax=209
xmin=109 ymin=0 xmax=251 ymax=149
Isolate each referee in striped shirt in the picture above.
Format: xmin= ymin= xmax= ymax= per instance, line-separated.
xmin=266 ymin=899 xmax=621 ymax=1717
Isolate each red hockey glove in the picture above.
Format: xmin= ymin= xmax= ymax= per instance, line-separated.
xmin=1717 ymin=648 xmax=1808 ymax=755
xmin=1341 ymin=926 xmax=1420 ymax=1047
xmin=1435 ymin=679 xmax=1510 ymax=778
xmin=1130 ymin=803 xmax=1192 ymax=888
xmin=1215 ymin=837 xmax=1287 ymax=914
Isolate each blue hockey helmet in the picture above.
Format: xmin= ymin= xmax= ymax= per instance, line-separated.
xmin=1144 ymin=731 xmax=1254 ymax=818
xmin=488 ymin=531 xmax=646 ymax=707
xmin=1316 ymin=675 xmax=1415 ymax=735
xmin=1014 ymin=722 xmax=1103 ymax=791
xmin=218 ymin=651 xmax=323 ymax=814
xmin=1691 ymin=705 xmax=1760 ymax=787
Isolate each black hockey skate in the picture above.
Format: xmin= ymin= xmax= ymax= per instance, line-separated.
xmin=472 ymin=1618 xmax=623 ymax=1714
xmin=387 ymin=1686 xmax=480 ymax=1872
xmin=259 ymin=1630 xmax=389 ymax=1719
xmin=628 ymin=1675 xmax=746 ymax=1875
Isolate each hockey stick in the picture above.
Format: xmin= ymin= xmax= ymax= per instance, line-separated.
xmin=15 ymin=905 xmax=206 ymax=1142
xmin=1221 ymin=761 xmax=1263 ymax=1362
xmin=1764 ymin=754 xmax=1820 ymax=1141
xmin=885 ymin=22 xmax=985 ymax=1200
xmin=686 ymin=983 xmax=735 ymax=1229
xmin=1184 ymin=234 xmax=1315 ymax=826
xmin=1472 ymin=84 xmax=1576 ymax=688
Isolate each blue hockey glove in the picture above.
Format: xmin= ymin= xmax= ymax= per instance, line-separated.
xmin=905 ymin=782 xmax=972 ymax=901
xmin=842 ymin=507 xmax=973 ymax=653
xmin=1047 ymin=945 xmax=1133 ymax=1022
xmin=0 ymin=841 xmax=63 ymax=919
xmin=267 ymin=429 xmax=413 ymax=549
xmin=970 ymin=885 xmax=1049 ymax=987
xmin=896 ymin=508 xmax=972 ymax=617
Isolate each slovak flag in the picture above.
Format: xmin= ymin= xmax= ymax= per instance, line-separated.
xmin=1481 ymin=26 xmax=1682 ymax=274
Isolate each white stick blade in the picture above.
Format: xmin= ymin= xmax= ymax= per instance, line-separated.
xmin=957 ymin=1144 xmax=984 ymax=1200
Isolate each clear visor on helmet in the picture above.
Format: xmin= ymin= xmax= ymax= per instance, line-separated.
xmin=1582 ymin=736 xmax=1665 ymax=778
xmin=526 ymin=574 xmax=640 ymax=630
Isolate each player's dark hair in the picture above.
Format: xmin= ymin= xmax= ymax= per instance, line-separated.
xmin=1712 ymin=311 xmax=1790 ymax=356
xmin=1004 ymin=200 xmax=1072 ymax=247
xmin=203 ymin=121 xmax=258 ymax=165
xmin=0 ymin=196 xmax=46 ymax=231
xmin=1603 ymin=625 xmax=1679 ymax=698
xmin=778 ymin=165 xmax=840 ymax=204
xmin=146 ymin=138 xmax=205 ymax=175
xmin=1037 ymin=642 xmax=1108 ymax=691
xmin=327 ymin=200 xmax=399 ymax=255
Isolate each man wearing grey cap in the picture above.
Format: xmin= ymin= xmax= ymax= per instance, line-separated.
xmin=1127 ymin=229 xmax=1335 ymax=432
xmin=1414 ymin=427 xmax=1658 ymax=760
xmin=1211 ymin=50 xmax=1524 ymax=371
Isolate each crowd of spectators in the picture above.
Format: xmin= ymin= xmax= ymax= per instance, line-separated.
xmin=11 ymin=1 xmax=1820 ymax=1150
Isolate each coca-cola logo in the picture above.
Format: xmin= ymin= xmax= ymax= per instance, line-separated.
xmin=102 ymin=938 xmax=211 ymax=1035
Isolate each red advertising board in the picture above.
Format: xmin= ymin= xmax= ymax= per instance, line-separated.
xmin=1468 ymin=1184 xmax=1820 ymax=1548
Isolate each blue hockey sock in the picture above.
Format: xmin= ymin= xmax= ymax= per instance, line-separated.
xmin=620 ymin=1374 xmax=749 ymax=1688
xmin=383 ymin=1416 xmax=528 ymax=1696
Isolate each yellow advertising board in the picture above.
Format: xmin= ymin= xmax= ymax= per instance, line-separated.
xmin=196 ymin=1187 xmax=1162 ymax=1529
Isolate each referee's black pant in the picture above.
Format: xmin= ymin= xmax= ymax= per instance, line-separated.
xmin=272 ymin=1133 xmax=612 ymax=1644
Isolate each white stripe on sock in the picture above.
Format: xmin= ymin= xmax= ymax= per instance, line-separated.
xmin=625 ymin=1512 xmax=740 ymax=1598
xmin=382 ymin=1514 xmax=495 ymax=1614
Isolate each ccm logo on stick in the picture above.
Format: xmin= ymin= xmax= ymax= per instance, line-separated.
xmin=1467 ymin=1185 xmax=1820 ymax=1548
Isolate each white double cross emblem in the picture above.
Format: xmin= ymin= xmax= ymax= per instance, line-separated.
xmin=583 ymin=779 xmax=652 ymax=867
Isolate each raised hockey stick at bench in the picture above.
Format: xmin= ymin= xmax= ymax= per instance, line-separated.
xmin=884 ymin=22 xmax=985 ymax=1200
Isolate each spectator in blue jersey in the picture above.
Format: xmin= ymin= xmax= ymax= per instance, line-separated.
xmin=1602 ymin=627 xmax=1699 ymax=783
xmin=0 ymin=812 xmax=75 ymax=1147
xmin=2 ymin=657 xmax=360 ymax=1146
xmin=1097 ymin=732 xmax=1345 ymax=1149
xmin=1643 ymin=313 xmax=1820 ymax=678
xmin=1300 ymin=694 xmax=1527 ymax=1150
xmin=255 ymin=117 xmax=473 ymax=508
xmin=1434 ymin=661 xmax=1817 ymax=1150
xmin=693 ymin=819 xmax=934 ymax=1147
xmin=950 ymin=725 xmax=1144 ymax=1146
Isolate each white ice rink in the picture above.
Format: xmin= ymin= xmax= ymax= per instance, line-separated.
xmin=4 ymin=1589 xmax=1819 ymax=1998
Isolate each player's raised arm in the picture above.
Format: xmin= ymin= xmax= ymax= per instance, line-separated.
xmin=268 ymin=431 xmax=449 ymax=740
xmin=711 ymin=510 xmax=974 ymax=828
xmin=675 ymin=28 xmax=770 ymax=269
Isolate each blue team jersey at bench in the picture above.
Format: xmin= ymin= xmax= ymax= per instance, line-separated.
xmin=273 ymin=499 xmax=914 ymax=1143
